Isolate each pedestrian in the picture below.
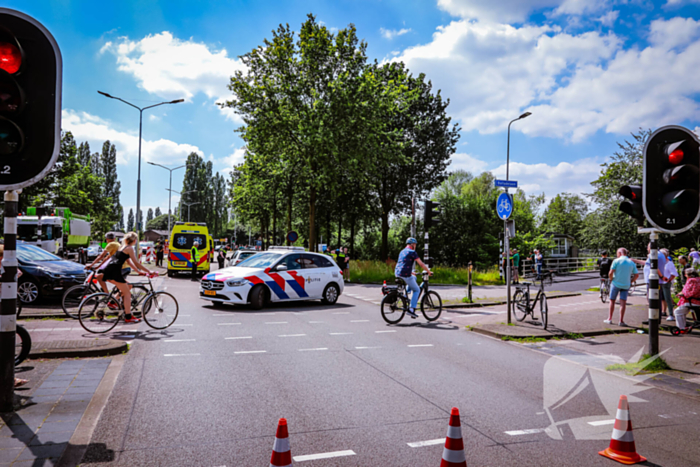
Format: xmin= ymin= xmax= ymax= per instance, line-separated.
xmin=673 ymin=268 xmax=700 ymax=333
xmin=661 ymin=248 xmax=678 ymax=321
xmin=342 ymin=246 xmax=350 ymax=282
xmin=678 ymin=255 xmax=689 ymax=287
xmin=534 ymin=249 xmax=543 ymax=279
xmin=511 ymin=248 xmax=520 ymax=284
xmin=632 ymin=243 xmax=667 ymax=306
xmin=597 ymin=251 xmax=613 ymax=288
xmin=155 ymin=241 xmax=164 ymax=267
xmin=690 ymin=248 xmax=700 ymax=268
xmin=191 ymin=241 xmax=200 ymax=281
xmin=217 ymin=247 xmax=226 ymax=269
xmin=606 ymin=248 xmax=639 ymax=327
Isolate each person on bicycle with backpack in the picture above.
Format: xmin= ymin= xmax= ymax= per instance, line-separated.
xmin=394 ymin=237 xmax=432 ymax=319
xmin=597 ymin=251 xmax=612 ymax=287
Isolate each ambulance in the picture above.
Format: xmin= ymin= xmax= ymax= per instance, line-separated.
xmin=167 ymin=222 xmax=212 ymax=277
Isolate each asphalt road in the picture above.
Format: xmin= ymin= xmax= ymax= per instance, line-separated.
xmin=80 ymin=274 xmax=699 ymax=466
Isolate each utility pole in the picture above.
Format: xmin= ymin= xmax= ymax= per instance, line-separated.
xmin=411 ymin=196 xmax=416 ymax=238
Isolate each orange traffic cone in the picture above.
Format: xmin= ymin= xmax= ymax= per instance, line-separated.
xmin=599 ymin=395 xmax=646 ymax=464
xmin=440 ymin=407 xmax=467 ymax=467
xmin=270 ymin=418 xmax=292 ymax=467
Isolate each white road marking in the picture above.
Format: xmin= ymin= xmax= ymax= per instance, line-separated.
xmin=375 ymin=330 xmax=396 ymax=333
xmin=164 ymin=339 xmax=196 ymax=342
xmin=407 ymin=438 xmax=445 ymax=448
xmin=279 ymin=334 xmax=306 ymax=337
xmin=234 ymin=350 xmax=266 ymax=354
xmin=333 ymin=312 xmax=350 ymax=314
xmin=178 ymin=315 xmax=191 ymax=317
xmin=588 ymin=420 xmax=615 ymax=426
xmin=51 ymin=327 xmax=73 ymax=331
xmin=408 ymin=344 xmax=434 ymax=348
xmin=345 ymin=293 xmax=359 ymax=296
xmin=298 ymin=347 xmax=328 ymax=352
xmin=355 ymin=346 xmax=381 ymax=350
xmin=350 ymin=320 xmax=370 ymax=323
xmin=217 ymin=323 xmax=242 ymax=326
xmin=361 ymin=298 xmax=375 ymax=302
xmin=505 ymin=428 xmax=547 ymax=436
xmin=329 ymin=332 xmax=353 ymax=335
xmin=225 ymin=336 xmax=253 ymax=340
xmin=371 ymin=302 xmax=382 ymax=305
xmin=293 ymin=450 xmax=356 ymax=462
xmin=265 ymin=321 xmax=288 ymax=324
xmin=308 ymin=321 xmax=324 ymax=323
xmin=164 ymin=353 xmax=201 ymax=357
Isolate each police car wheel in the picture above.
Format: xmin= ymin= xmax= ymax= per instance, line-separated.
xmin=321 ymin=284 xmax=339 ymax=305
xmin=249 ymin=285 xmax=266 ymax=310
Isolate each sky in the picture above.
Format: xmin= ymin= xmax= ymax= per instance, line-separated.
xmin=5 ymin=0 xmax=700 ymax=219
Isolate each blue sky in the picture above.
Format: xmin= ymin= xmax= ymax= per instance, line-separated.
xmin=6 ymin=0 xmax=700 ymax=218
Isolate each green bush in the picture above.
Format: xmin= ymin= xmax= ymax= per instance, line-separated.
xmin=348 ymin=260 xmax=502 ymax=285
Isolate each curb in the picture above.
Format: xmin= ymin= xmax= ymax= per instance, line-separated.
xmin=28 ymin=340 xmax=128 ymax=359
xmin=19 ymin=314 xmax=69 ymax=320
xmin=444 ymin=292 xmax=582 ymax=309
xmin=469 ymin=326 xmax=636 ymax=340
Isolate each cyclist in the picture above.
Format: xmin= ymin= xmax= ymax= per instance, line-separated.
xmin=87 ymin=232 xmax=130 ymax=293
xmin=394 ymin=237 xmax=432 ymax=319
xmin=597 ymin=251 xmax=612 ymax=288
xmin=94 ymin=231 xmax=154 ymax=324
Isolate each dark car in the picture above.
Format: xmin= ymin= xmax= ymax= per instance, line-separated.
xmin=17 ymin=242 xmax=87 ymax=304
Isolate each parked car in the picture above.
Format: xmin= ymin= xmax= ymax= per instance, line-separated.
xmin=17 ymin=242 xmax=87 ymax=305
xmin=228 ymin=249 xmax=258 ymax=267
xmin=87 ymin=244 xmax=103 ymax=261
xmin=200 ymin=247 xmax=343 ymax=309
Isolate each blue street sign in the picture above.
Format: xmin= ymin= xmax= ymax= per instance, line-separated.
xmin=497 ymin=192 xmax=513 ymax=220
xmin=495 ymin=179 xmax=518 ymax=188
xmin=286 ymin=230 xmax=299 ymax=243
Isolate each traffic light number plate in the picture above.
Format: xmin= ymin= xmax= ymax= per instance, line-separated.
xmin=666 ymin=218 xmax=675 ymax=224
xmin=1 ymin=166 xmax=9 ymax=174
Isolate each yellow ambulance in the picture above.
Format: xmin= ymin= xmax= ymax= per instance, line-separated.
xmin=167 ymin=222 xmax=212 ymax=277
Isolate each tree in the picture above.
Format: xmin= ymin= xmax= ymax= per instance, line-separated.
xmin=100 ymin=141 xmax=122 ymax=227
xmin=146 ymin=208 xmax=154 ymax=225
xmin=540 ymin=193 xmax=588 ymax=240
xmin=147 ymin=214 xmax=176 ymax=230
xmin=127 ymin=209 xmax=135 ymax=232
xmin=155 ymin=207 xmax=162 ymax=217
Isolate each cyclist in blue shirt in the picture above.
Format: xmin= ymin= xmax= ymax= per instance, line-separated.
xmin=395 ymin=237 xmax=433 ymax=318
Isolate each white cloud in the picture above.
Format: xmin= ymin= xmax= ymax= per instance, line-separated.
xmin=392 ymin=16 xmax=700 ymax=142
xmin=490 ymin=158 xmax=602 ymax=198
xmin=380 ymin=27 xmax=412 ymax=39
xmin=62 ymin=109 xmax=202 ymax=166
xmin=665 ymin=0 xmax=700 ymax=6
xmin=101 ymin=32 xmax=246 ymax=122
xmin=552 ymin=0 xmax=610 ymax=17
xmin=449 ymin=152 xmax=489 ymax=174
xmin=217 ymin=147 xmax=247 ymax=175
xmin=596 ymin=10 xmax=619 ymax=27
xmin=437 ymin=0 xmax=563 ymax=23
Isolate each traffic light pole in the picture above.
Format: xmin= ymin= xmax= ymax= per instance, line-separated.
xmin=648 ymin=230 xmax=660 ymax=356
xmin=0 ymin=191 xmax=19 ymax=412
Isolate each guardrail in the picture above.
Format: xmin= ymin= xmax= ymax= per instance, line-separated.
xmin=519 ymin=256 xmax=647 ymax=279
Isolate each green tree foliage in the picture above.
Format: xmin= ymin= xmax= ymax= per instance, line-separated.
xmin=155 ymin=207 xmax=162 ymax=217
xmin=540 ymin=193 xmax=588 ymax=239
xmin=179 ymin=152 xmax=229 ymax=237
xmin=100 ymin=141 xmax=122 ymax=229
xmin=146 ymin=214 xmax=176 ymax=230
xmin=127 ymin=208 xmax=135 ymax=232
xmin=146 ymin=208 xmax=154 ymax=224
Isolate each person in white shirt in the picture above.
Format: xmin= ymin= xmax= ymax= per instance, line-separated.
xmin=661 ymin=248 xmax=678 ymax=320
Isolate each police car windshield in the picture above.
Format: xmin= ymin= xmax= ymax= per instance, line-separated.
xmin=236 ymin=252 xmax=282 ymax=268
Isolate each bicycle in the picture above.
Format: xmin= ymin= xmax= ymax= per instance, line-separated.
xmin=600 ymin=278 xmax=610 ymax=304
xmin=63 ymin=268 xmax=149 ymax=319
xmin=78 ymin=273 xmax=178 ymax=333
xmin=513 ymin=271 xmax=552 ymax=330
xmin=380 ymin=271 xmax=442 ymax=324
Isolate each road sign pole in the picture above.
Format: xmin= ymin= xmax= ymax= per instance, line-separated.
xmin=649 ymin=231 xmax=660 ymax=356
xmin=1 ymin=190 xmax=19 ymax=412
xmin=505 ymin=216 xmax=511 ymax=325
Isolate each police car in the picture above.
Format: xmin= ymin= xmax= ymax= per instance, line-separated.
xmin=200 ymin=247 xmax=344 ymax=309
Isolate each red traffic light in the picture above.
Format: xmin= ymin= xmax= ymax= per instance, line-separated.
xmin=0 ymin=41 xmax=22 ymax=74
xmin=664 ymin=140 xmax=685 ymax=165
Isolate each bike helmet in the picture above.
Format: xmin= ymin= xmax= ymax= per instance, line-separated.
xmin=406 ymin=237 xmax=417 ymax=245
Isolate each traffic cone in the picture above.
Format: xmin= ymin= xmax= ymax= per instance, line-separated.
xmin=270 ymin=418 xmax=292 ymax=467
xmin=599 ymin=395 xmax=646 ymax=464
xmin=441 ymin=407 xmax=467 ymax=467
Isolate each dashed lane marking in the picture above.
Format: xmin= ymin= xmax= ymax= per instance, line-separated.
xmin=298 ymin=347 xmax=328 ymax=352
xmin=407 ymin=438 xmax=445 ymax=448
xmin=355 ymin=346 xmax=381 ymax=350
xmin=265 ymin=321 xmax=288 ymax=324
xmin=505 ymin=428 xmax=547 ymax=436
xmin=225 ymin=336 xmax=253 ymax=340
xmin=329 ymin=332 xmax=353 ymax=335
xmin=217 ymin=323 xmax=242 ymax=326
xmin=308 ymin=321 xmax=324 ymax=323
xmin=375 ymin=330 xmax=396 ymax=333
xmin=164 ymin=339 xmax=196 ymax=342
xmin=408 ymin=344 xmax=434 ymax=348
xmin=293 ymin=450 xmax=356 ymax=462
xmin=279 ymin=334 xmax=306 ymax=337
xmin=164 ymin=353 xmax=201 ymax=357
xmin=234 ymin=350 xmax=266 ymax=354
xmin=350 ymin=320 xmax=370 ymax=323
xmin=588 ymin=420 xmax=615 ymax=426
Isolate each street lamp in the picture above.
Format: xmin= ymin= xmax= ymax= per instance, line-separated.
xmin=166 ymin=188 xmax=196 ymax=222
xmin=148 ymin=162 xmax=191 ymax=233
xmin=504 ymin=111 xmax=531 ymax=325
xmin=181 ymin=201 xmax=201 ymax=222
xmin=97 ymin=91 xmax=184 ymax=238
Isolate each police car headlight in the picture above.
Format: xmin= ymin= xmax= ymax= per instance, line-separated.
xmin=226 ymin=279 xmax=246 ymax=287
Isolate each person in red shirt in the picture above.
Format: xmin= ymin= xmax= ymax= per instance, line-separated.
xmin=674 ymin=268 xmax=700 ymax=332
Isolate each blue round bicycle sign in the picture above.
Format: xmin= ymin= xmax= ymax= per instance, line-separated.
xmin=497 ymin=192 xmax=513 ymax=220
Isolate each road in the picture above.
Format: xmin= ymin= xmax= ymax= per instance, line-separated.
xmin=80 ymin=275 xmax=698 ymax=466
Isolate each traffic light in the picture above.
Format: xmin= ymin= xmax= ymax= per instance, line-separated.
xmin=643 ymin=125 xmax=700 ymax=234
xmin=0 ymin=9 xmax=62 ymax=191
xmin=618 ymin=185 xmax=644 ymax=226
xmin=424 ymin=200 xmax=441 ymax=230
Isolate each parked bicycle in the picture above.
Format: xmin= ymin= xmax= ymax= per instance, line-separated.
xmin=78 ymin=273 xmax=178 ymax=333
xmin=513 ymin=271 xmax=553 ymax=330
xmin=380 ymin=271 xmax=442 ymax=324
xmin=62 ymin=268 xmax=149 ymax=319
xmin=600 ymin=278 xmax=610 ymax=304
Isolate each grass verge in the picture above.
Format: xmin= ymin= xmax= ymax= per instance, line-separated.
xmin=606 ymin=353 xmax=672 ymax=375
xmin=349 ymin=260 xmax=502 ymax=286
xmin=501 ymin=336 xmax=547 ymax=343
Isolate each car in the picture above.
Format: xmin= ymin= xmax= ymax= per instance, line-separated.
xmin=228 ymin=249 xmax=258 ymax=267
xmin=86 ymin=244 xmax=103 ymax=261
xmin=200 ymin=247 xmax=344 ymax=309
xmin=16 ymin=242 xmax=87 ymax=305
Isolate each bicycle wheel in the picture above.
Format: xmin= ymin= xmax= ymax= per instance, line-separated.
xmin=130 ymin=285 xmax=149 ymax=317
xmin=79 ymin=293 xmax=121 ymax=333
xmin=512 ymin=290 xmax=528 ymax=322
xmin=62 ymin=284 xmax=93 ymax=319
xmin=545 ymin=273 xmax=554 ymax=287
xmin=539 ymin=294 xmax=548 ymax=330
xmin=380 ymin=293 xmax=406 ymax=325
xmin=15 ymin=325 xmax=31 ymax=366
xmin=600 ymin=282 xmax=607 ymax=304
xmin=143 ymin=292 xmax=179 ymax=329
xmin=421 ymin=291 xmax=443 ymax=321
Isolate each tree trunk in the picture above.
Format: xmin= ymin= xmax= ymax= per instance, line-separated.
xmin=381 ymin=210 xmax=390 ymax=261
xmin=272 ymin=192 xmax=278 ymax=247
xmin=350 ymin=215 xmax=356 ymax=258
xmin=326 ymin=208 xmax=332 ymax=249
xmin=286 ymin=186 xmax=293 ymax=245
xmin=337 ymin=212 xmax=343 ymax=249
xmin=308 ymin=186 xmax=316 ymax=250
